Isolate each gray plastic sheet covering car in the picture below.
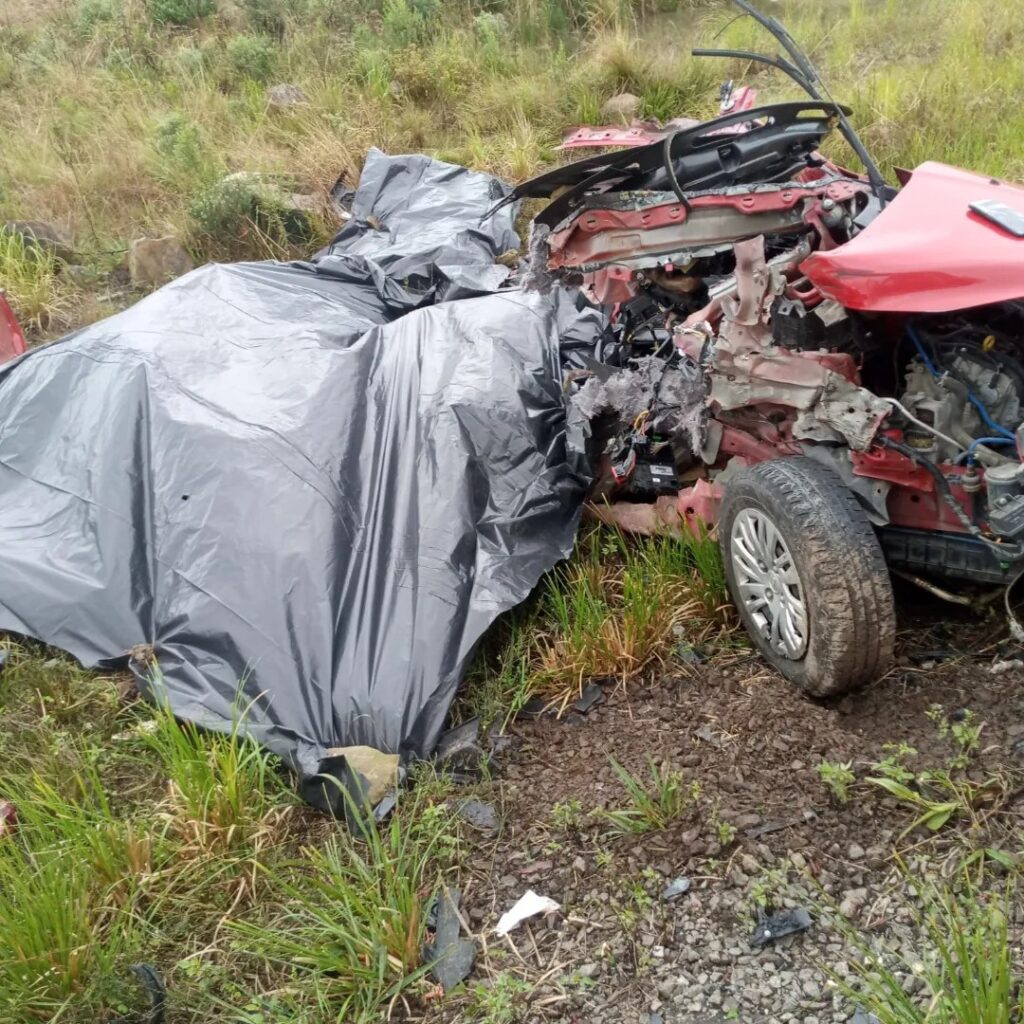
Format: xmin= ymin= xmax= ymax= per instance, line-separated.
xmin=0 ymin=149 xmax=600 ymax=783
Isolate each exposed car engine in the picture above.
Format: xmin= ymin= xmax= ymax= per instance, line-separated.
xmin=498 ymin=10 xmax=1024 ymax=599
xmin=493 ymin=0 xmax=1024 ymax=693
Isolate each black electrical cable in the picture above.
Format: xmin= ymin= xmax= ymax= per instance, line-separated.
xmin=662 ymin=130 xmax=693 ymax=213
xmin=879 ymin=436 xmax=1024 ymax=561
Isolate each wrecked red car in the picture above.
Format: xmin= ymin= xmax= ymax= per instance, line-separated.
xmin=508 ymin=1 xmax=1024 ymax=696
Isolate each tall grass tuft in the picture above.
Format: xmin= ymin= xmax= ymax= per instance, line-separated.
xmin=0 ymin=227 xmax=70 ymax=333
xmin=830 ymin=880 xmax=1024 ymax=1024
xmin=601 ymin=755 xmax=699 ymax=835
xmin=534 ymin=529 xmax=727 ymax=698
xmin=140 ymin=697 xmax=294 ymax=856
xmin=232 ymin=789 xmax=459 ymax=1019
xmin=0 ymin=762 xmax=155 ymax=1013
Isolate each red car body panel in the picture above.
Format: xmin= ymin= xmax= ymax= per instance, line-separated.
xmin=802 ymin=161 xmax=1024 ymax=314
xmin=0 ymin=292 xmax=26 ymax=365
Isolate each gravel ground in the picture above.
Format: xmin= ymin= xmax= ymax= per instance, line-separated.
xmin=417 ymin=600 xmax=1024 ymax=1023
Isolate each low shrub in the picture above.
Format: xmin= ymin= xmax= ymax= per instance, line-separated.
xmin=226 ymin=33 xmax=277 ymax=83
xmin=146 ymin=0 xmax=215 ymax=26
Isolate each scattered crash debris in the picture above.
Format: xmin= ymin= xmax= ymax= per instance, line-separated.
xmin=110 ymin=964 xmax=166 ymax=1024
xmin=661 ymin=876 xmax=691 ymax=900
xmin=572 ymin=680 xmax=605 ymax=714
xmin=456 ymin=798 xmax=499 ymax=833
xmin=750 ymin=906 xmax=812 ymax=947
xmin=989 ymin=660 xmax=1021 ymax=676
xmin=424 ymin=887 xmax=477 ymax=992
xmin=495 ymin=890 xmax=561 ymax=937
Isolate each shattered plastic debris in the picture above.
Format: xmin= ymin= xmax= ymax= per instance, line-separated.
xmin=456 ymin=798 xmax=498 ymax=833
xmin=661 ymin=876 xmax=691 ymax=900
xmin=989 ymin=660 xmax=1021 ymax=675
xmin=751 ymin=907 xmax=812 ymax=947
xmin=850 ymin=1011 xmax=881 ymax=1024
xmin=494 ymin=890 xmax=561 ymax=936
xmin=569 ymin=355 xmax=706 ymax=456
xmin=110 ymin=964 xmax=166 ymax=1024
xmin=572 ymin=681 xmax=605 ymax=714
xmin=424 ymin=887 xmax=476 ymax=992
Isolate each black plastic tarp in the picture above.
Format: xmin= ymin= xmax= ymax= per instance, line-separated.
xmin=0 ymin=150 xmax=599 ymax=777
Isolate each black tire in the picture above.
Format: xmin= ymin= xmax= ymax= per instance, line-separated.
xmin=718 ymin=457 xmax=895 ymax=697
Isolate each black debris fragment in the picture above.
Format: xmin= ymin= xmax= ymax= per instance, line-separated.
xmin=661 ymin=876 xmax=691 ymax=900
xmin=750 ymin=907 xmax=812 ymax=947
xmin=572 ymin=681 xmax=605 ymax=714
xmin=110 ymin=964 xmax=166 ymax=1024
xmin=744 ymin=809 xmax=816 ymax=839
xmin=435 ymin=720 xmax=490 ymax=780
xmin=424 ymin=887 xmax=476 ymax=992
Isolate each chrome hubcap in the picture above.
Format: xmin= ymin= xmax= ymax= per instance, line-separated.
xmin=730 ymin=508 xmax=808 ymax=659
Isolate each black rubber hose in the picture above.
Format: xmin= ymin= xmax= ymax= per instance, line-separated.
xmin=662 ymin=131 xmax=693 ymax=213
xmin=879 ymin=436 xmax=1024 ymax=561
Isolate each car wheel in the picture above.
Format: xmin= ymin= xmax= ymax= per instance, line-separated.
xmin=718 ymin=457 xmax=895 ymax=696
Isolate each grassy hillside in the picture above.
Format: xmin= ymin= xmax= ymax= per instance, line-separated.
xmin=1 ymin=1 xmax=1024 ymax=1022
xmin=2 ymin=0 xmax=1024 ymax=331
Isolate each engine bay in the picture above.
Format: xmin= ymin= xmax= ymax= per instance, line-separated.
xmin=512 ymin=87 xmax=1024 ymax=589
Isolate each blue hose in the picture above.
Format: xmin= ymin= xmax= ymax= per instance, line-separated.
xmin=906 ymin=322 xmax=1016 ymax=441
xmin=954 ymin=436 xmax=1017 ymax=465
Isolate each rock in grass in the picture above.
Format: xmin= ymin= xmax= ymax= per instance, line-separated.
xmin=323 ymin=745 xmax=400 ymax=805
xmin=457 ymin=798 xmax=499 ymax=833
xmin=599 ymin=92 xmax=641 ymax=124
xmin=267 ymin=83 xmax=310 ymax=109
xmin=3 ymin=220 xmax=73 ymax=263
xmin=128 ymin=236 xmax=194 ymax=288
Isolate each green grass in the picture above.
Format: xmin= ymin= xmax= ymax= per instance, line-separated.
xmin=601 ymin=755 xmax=699 ymax=835
xmin=830 ymin=878 xmax=1024 ymax=1024
xmin=231 ymin=791 xmax=460 ymax=1022
xmin=461 ymin=527 xmax=730 ymax=726
xmin=3 ymin=0 xmax=1022 ymax=339
xmin=0 ymin=642 xmax=460 ymax=1022
xmin=3 ymin=0 xmax=1024 ymax=1019
xmin=0 ymin=226 xmax=70 ymax=332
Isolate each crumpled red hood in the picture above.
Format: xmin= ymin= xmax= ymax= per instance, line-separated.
xmin=802 ymin=161 xmax=1024 ymax=313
